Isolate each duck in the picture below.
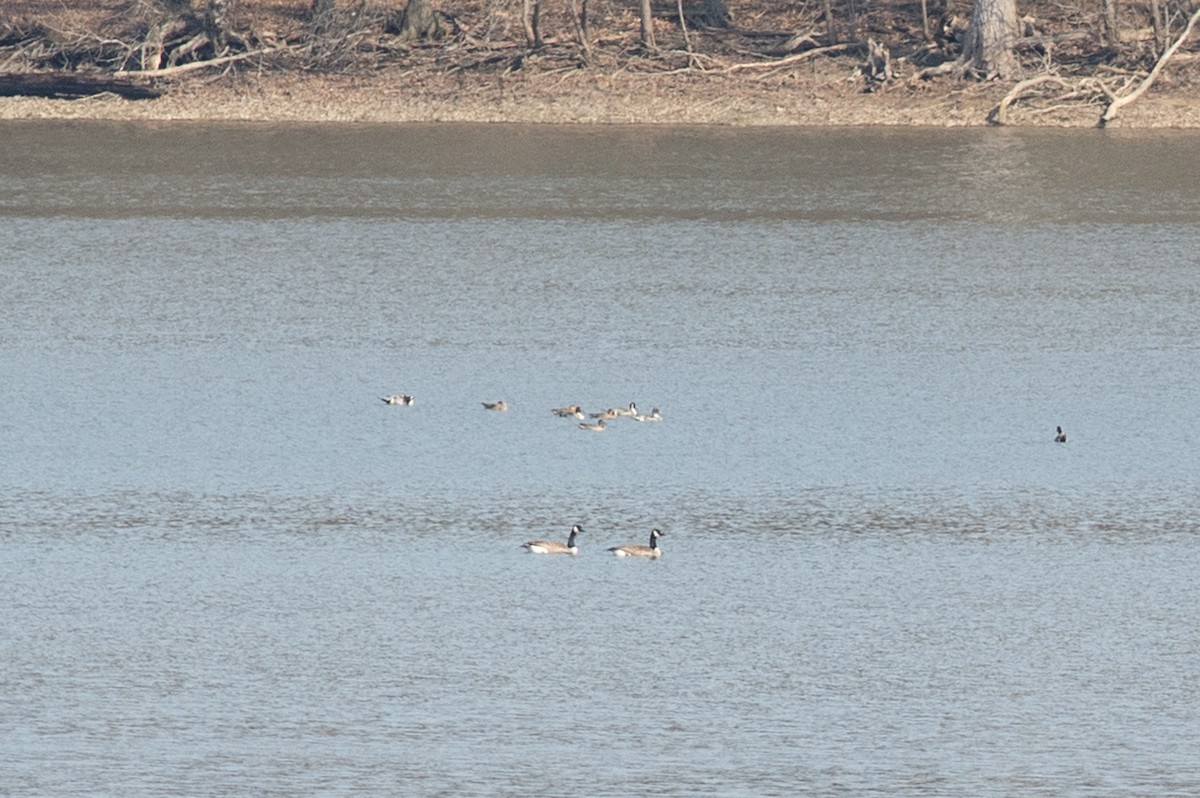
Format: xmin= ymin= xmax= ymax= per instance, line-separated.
xmin=482 ymin=400 xmax=508 ymax=411
xmin=579 ymin=419 xmax=606 ymax=432
xmin=633 ymin=407 xmax=662 ymax=422
xmin=589 ymin=408 xmax=619 ymax=420
xmin=521 ymin=524 xmax=582 ymax=555
xmin=381 ymin=394 xmax=414 ymax=406
xmin=614 ymin=402 xmax=638 ymax=417
xmin=1055 ymin=425 xmax=1067 ymax=443
xmin=608 ymin=528 xmax=662 ymax=558
xmin=551 ymin=403 xmax=584 ymax=417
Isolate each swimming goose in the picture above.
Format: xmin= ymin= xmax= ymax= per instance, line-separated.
xmin=589 ymin=408 xmax=619 ymax=420
xmin=482 ymin=400 xmax=509 ymax=411
xmin=608 ymin=528 xmax=662 ymax=558
xmin=381 ymin=394 xmax=414 ymax=406
xmin=579 ymin=419 xmax=606 ymax=431
xmin=614 ymin=402 xmax=638 ymax=417
xmin=522 ymin=524 xmax=582 ymax=555
xmin=633 ymin=407 xmax=662 ymax=422
xmin=552 ymin=403 xmax=584 ymax=417
xmin=1055 ymin=425 xmax=1067 ymax=443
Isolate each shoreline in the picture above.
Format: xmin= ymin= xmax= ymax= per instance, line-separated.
xmin=4 ymin=68 xmax=1200 ymax=128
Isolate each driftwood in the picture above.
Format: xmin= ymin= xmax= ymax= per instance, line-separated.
xmin=988 ymin=73 xmax=1073 ymax=124
xmin=0 ymin=71 xmax=161 ymax=99
xmin=721 ymin=42 xmax=863 ymax=73
xmin=114 ymin=46 xmax=293 ymax=77
xmin=1099 ymin=4 xmax=1200 ymax=126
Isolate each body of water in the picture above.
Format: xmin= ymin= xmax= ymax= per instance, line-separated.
xmin=2 ymin=121 xmax=1199 ymax=796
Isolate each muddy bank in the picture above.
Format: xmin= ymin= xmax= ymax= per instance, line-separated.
xmin=4 ymin=66 xmax=1200 ymax=127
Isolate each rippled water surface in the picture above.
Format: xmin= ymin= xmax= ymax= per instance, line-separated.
xmin=2 ymin=122 xmax=1200 ymax=796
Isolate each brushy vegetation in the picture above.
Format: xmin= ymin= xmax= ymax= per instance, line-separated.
xmin=1 ymin=0 xmax=1197 ymax=122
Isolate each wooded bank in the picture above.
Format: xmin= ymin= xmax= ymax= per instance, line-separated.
xmin=1 ymin=0 xmax=1198 ymax=126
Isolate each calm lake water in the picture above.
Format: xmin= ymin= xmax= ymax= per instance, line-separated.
xmin=2 ymin=121 xmax=1199 ymax=796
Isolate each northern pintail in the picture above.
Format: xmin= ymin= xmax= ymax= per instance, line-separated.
xmin=381 ymin=394 xmax=414 ymax=406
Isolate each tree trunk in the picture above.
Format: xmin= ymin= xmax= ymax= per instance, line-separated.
xmin=203 ymin=0 xmax=229 ymax=53
xmin=1102 ymin=0 xmax=1120 ymax=46
xmin=1148 ymin=0 xmax=1164 ymax=52
xmin=699 ymin=0 xmax=730 ymax=27
xmin=639 ymin=0 xmax=656 ymax=51
xmin=824 ymin=0 xmax=840 ymax=44
xmin=399 ymin=0 xmax=442 ymax=41
xmin=677 ymin=0 xmax=695 ymax=61
xmin=522 ymin=0 xmax=542 ymax=47
xmin=568 ymin=0 xmax=591 ymax=60
xmin=962 ymin=0 xmax=1019 ymax=78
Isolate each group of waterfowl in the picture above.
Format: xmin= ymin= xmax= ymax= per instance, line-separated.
xmin=552 ymin=401 xmax=662 ymax=431
xmin=521 ymin=524 xmax=663 ymax=559
xmin=381 ymin=393 xmax=662 ymax=431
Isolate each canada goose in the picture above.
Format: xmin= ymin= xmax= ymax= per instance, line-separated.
xmin=1055 ymin=425 xmax=1067 ymax=443
xmin=589 ymin=408 xmax=618 ymax=420
xmin=608 ymin=528 xmax=662 ymax=558
xmin=482 ymin=401 xmax=508 ymax=411
xmin=381 ymin=394 xmax=414 ymax=406
xmin=633 ymin=407 xmax=662 ymax=422
xmin=614 ymin=402 xmax=638 ymax=417
xmin=552 ymin=404 xmax=584 ymax=417
xmin=522 ymin=524 xmax=582 ymax=555
xmin=579 ymin=419 xmax=606 ymax=431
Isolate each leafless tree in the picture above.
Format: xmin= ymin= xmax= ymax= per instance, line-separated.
xmin=1101 ymin=0 xmax=1120 ymax=46
xmin=568 ymin=0 xmax=591 ymax=60
xmin=962 ymin=0 xmax=1019 ymax=77
xmin=639 ymin=0 xmax=656 ymax=51
xmin=521 ymin=0 xmax=542 ymax=47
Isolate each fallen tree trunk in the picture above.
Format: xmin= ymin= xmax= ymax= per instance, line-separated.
xmin=0 ymin=71 xmax=161 ymax=100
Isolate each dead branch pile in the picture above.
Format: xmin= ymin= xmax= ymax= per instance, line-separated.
xmin=1 ymin=0 xmax=291 ymax=81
